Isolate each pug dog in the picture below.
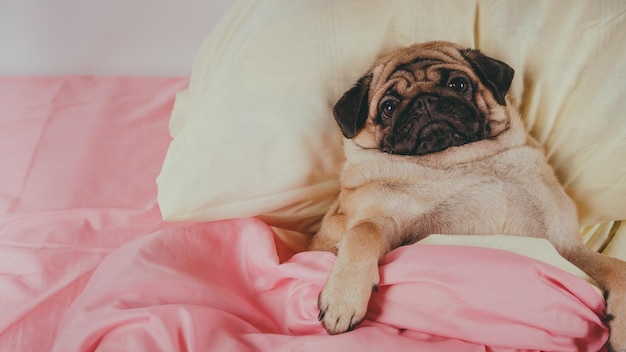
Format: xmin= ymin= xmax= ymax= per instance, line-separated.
xmin=308 ymin=41 xmax=626 ymax=351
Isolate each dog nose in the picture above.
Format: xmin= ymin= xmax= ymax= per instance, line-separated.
xmin=413 ymin=94 xmax=438 ymax=112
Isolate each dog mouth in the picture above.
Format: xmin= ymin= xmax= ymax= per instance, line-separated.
xmin=415 ymin=121 xmax=468 ymax=155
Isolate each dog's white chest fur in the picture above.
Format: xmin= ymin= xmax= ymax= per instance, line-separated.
xmin=335 ymin=144 xmax=568 ymax=248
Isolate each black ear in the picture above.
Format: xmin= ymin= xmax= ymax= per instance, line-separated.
xmin=333 ymin=74 xmax=372 ymax=138
xmin=461 ymin=49 xmax=514 ymax=106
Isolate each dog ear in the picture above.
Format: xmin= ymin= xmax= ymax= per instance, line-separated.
xmin=333 ymin=74 xmax=372 ymax=138
xmin=461 ymin=49 xmax=514 ymax=106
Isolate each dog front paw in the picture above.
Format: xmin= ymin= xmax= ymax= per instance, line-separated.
xmin=317 ymin=264 xmax=379 ymax=334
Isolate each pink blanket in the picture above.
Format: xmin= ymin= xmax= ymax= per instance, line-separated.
xmin=0 ymin=76 xmax=609 ymax=351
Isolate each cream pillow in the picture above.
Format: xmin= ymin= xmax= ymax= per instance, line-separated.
xmin=477 ymin=0 xmax=626 ymax=226
xmin=157 ymin=0 xmax=626 ymax=236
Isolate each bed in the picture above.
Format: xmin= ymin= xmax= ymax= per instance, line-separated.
xmin=2 ymin=1 xmax=625 ymax=351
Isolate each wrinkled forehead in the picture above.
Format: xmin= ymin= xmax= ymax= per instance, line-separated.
xmin=370 ymin=43 xmax=472 ymax=95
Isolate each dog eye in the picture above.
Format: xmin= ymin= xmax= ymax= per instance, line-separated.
xmin=380 ymin=99 xmax=398 ymax=120
xmin=448 ymin=76 xmax=469 ymax=93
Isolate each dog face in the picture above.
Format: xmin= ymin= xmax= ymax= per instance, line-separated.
xmin=334 ymin=41 xmax=515 ymax=156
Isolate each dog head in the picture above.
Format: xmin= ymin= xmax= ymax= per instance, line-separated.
xmin=334 ymin=41 xmax=515 ymax=156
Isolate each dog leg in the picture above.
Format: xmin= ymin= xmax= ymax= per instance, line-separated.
xmin=563 ymin=245 xmax=626 ymax=352
xmin=317 ymin=221 xmax=385 ymax=334
xmin=308 ymin=204 xmax=344 ymax=253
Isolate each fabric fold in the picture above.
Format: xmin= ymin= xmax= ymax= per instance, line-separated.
xmin=52 ymin=218 xmax=608 ymax=352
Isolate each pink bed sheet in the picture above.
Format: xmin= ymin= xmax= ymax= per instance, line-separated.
xmin=0 ymin=76 xmax=609 ymax=352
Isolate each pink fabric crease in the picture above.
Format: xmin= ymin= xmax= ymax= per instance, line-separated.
xmin=49 ymin=218 xmax=608 ymax=352
xmin=0 ymin=77 xmax=609 ymax=352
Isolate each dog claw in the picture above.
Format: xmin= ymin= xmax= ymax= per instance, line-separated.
xmin=372 ymin=283 xmax=379 ymax=292
xmin=602 ymin=313 xmax=615 ymax=324
xmin=318 ymin=310 xmax=326 ymax=321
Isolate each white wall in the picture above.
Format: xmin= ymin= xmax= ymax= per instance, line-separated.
xmin=0 ymin=0 xmax=236 ymax=76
